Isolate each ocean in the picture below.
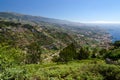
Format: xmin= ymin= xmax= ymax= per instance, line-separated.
xmin=98 ymin=24 xmax=120 ymax=42
xmin=107 ymin=27 xmax=120 ymax=42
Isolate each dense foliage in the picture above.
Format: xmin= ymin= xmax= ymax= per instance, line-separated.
xmin=1 ymin=60 xmax=120 ymax=80
xmin=0 ymin=43 xmax=25 ymax=71
xmin=78 ymin=47 xmax=91 ymax=59
xmin=113 ymin=41 xmax=120 ymax=48
xmin=26 ymin=42 xmax=42 ymax=64
xmin=59 ymin=43 xmax=77 ymax=62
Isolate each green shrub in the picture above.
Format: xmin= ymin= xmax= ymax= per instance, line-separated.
xmin=1 ymin=60 xmax=120 ymax=80
xmin=0 ymin=43 xmax=25 ymax=71
xmin=105 ymin=49 xmax=120 ymax=60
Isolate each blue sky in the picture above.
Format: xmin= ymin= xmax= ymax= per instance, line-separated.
xmin=0 ymin=0 xmax=120 ymax=23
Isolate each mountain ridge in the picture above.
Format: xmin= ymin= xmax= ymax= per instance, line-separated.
xmin=0 ymin=12 xmax=85 ymax=27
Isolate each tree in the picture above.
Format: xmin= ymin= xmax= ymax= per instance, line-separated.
xmin=26 ymin=42 xmax=42 ymax=64
xmin=105 ymin=49 xmax=120 ymax=61
xmin=99 ymin=48 xmax=108 ymax=59
xmin=91 ymin=47 xmax=100 ymax=58
xmin=113 ymin=41 xmax=120 ymax=48
xmin=59 ymin=43 xmax=77 ymax=62
xmin=78 ymin=47 xmax=90 ymax=60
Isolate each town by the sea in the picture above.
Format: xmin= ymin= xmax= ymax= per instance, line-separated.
xmin=100 ymin=24 xmax=120 ymax=42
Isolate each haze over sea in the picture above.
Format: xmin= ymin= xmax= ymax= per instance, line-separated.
xmin=108 ymin=27 xmax=120 ymax=42
xmin=98 ymin=24 xmax=120 ymax=42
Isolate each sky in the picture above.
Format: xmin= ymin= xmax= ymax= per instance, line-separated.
xmin=0 ymin=0 xmax=120 ymax=23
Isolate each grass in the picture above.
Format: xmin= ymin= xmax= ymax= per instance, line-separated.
xmin=1 ymin=59 xmax=120 ymax=80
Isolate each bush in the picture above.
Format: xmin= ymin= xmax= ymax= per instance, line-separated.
xmin=1 ymin=60 xmax=120 ymax=80
xmin=105 ymin=49 xmax=120 ymax=61
xmin=0 ymin=43 xmax=25 ymax=71
xmin=96 ymin=64 xmax=120 ymax=80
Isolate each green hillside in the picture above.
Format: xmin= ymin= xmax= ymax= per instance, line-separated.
xmin=0 ymin=12 xmax=119 ymax=80
xmin=0 ymin=12 xmax=111 ymax=49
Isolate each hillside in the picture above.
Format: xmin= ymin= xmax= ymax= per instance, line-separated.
xmin=0 ymin=12 xmax=112 ymax=61
xmin=0 ymin=12 xmax=111 ymax=48
xmin=0 ymin=12 xmax=120 ymax=80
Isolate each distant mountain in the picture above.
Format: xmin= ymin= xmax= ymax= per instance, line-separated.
xmin=0 ymin=12 xmax=84 ymax=27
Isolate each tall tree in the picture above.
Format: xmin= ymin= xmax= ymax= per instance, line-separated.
xmin=59 ymin=43 xmax=77 ymax=62
xmin=78 ymin=47 xmax=90 ymax=59
xmin=113 ymin=41 xmax=120 ymax=48
xmin=27 ymin=42 xmax=42 ymax=64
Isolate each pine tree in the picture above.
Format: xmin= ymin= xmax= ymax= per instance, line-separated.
xmin=59 ymin=43 xmax=77 ymax=62
xmin=26 ymin=42 xmax=42 ymax=64
xmin=78 ymin=47 xmax=90 ymax=59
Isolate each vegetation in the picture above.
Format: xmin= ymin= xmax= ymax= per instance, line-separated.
xmin=59 ymin=43 xmax=77 ymax=62
xmin=0 ymin=31 xmax=120 ymax=80
xmin=0 ymin=60 xmax=120 ymax=80
xmin=26 ymin=42 xmax=42 ymax=64
xmin=113 ymin=40 xmax=120 ymax=48
xmin=78 ymin=46 xmax=91 ymax=59
xmin=0 ymin=43 xmax=25 ymax=71
xmin=0 ymin=13 xmax=120 ymax=80
xmin=0 ymin=12 xmax=111 ymax=48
